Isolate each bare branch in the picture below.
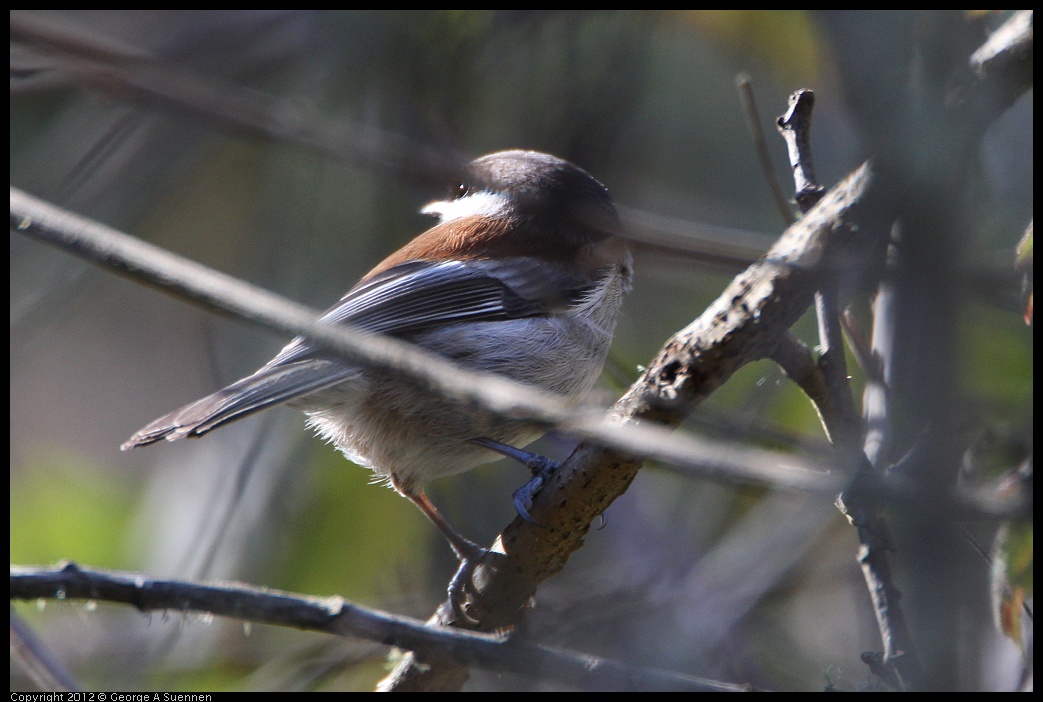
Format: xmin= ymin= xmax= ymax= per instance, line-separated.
xmin=11 ymin=186 xmax=1024 ymax=520
xmin=770 ymin=332 xmax=837 ymax=441
xmin=10 ymin=562 xmax=755 ymax=692
xmin=776 ymin=89 xmax=826 ymax=213
xmin=775 ymin=86 xmax=920 ymax=689
xmin=382 ymin=160 xmax=885 ymax=687
xmin=8 ymin=186 xmax=838 ymax=496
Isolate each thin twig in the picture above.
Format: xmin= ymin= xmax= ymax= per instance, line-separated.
xmin=814 ymin=285 xmax=862 ymax=449
xmin=769 ymin=332 xmax=837 ymax=442
xmin=776 ymin=89 xmax=826 ymax=213
xmin=737 ymin=74 xmax=795 ymax=226
xmin=775 ymin=87 xmax=921 ymax=690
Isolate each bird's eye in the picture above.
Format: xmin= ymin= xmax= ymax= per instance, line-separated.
xmin=455 ymin=183 xmax=470 ymax=199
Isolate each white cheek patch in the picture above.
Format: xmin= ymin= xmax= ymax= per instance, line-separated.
xmin=420 ymin=190 xmax=509 ymax=223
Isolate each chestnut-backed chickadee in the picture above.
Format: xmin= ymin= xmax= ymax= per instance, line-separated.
xmin=122 ymin=149 xmax=632 ymax=611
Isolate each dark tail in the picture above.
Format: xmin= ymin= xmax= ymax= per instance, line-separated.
xmin=121 ymin=359 xmax=357 ymax=450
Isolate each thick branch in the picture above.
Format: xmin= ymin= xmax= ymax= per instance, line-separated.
xmin=383 ymin=161 xmax=885 ymax=688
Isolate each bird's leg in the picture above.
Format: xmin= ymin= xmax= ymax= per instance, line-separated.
xmin=469 ymin=437 xmax=560 ymax=526
xmin=401 ymin=484 xmax=486 ymax=561
xmin=392 ymin=476 xmax=496 ymax=624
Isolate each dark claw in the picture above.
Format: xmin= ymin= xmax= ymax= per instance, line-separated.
xmin=448 ymin=556 xmax=481 ymax=625
xmin=447 ymin=549 xmax=506 ymax=625
xmin=520 ymin=453 xmax=559 ymax=475
xmin=512 ymin=474 xmax=546 ymax=526
xmin=513 ymin=457 xmax=559 ymax=526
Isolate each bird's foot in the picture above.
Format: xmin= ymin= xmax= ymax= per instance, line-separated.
xmin=447 ymin=543 xmax=506 ymax=625
xmin=470 ymin=437 xmax=561 ymax=526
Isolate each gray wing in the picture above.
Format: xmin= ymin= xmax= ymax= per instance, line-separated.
xmin=123 ymin=257 xmax=591 ymax=448
xmin=266 ymin=257 xmax=585 ymax=366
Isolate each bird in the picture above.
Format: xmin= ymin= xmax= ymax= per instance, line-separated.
xmin=122 ymin=149 xmax=632 ymax=617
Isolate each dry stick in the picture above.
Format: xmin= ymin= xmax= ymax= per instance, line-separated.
xmin=746 ymin=86 xmax=847 ymax=446
xmin=776 ymin=90 xmax=826 ymax=213
xmin=10 ymin=562 xmax=753 ymax=692
xmin=770 ymin=331 xmax=838 ymax=441
xmin=775 ymin=88 xmax=922 ymax=690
